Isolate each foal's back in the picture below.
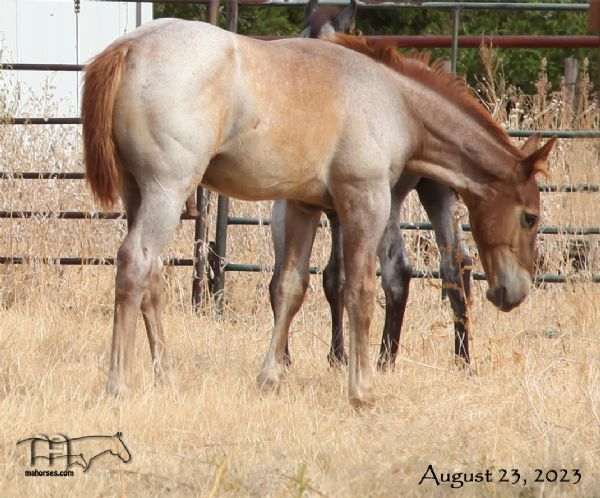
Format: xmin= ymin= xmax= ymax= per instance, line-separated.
xmin=110 ymin=19 xmax=415 ymax=207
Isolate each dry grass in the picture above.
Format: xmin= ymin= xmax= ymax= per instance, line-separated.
xmin=1 ymin=51 xmax=599 ymax=496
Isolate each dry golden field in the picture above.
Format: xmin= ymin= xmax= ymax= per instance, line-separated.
xmin=1 ymin=53 xmax=599 ymax=497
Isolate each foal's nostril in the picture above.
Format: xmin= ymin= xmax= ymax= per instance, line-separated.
xmin=486 ymin=285 xmax=507 ymax=309
xmin=497 ymin=286 xmax=507 ymax=307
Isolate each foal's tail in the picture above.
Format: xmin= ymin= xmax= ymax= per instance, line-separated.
xmin=81 ymin=42 xmax=131 ymax=208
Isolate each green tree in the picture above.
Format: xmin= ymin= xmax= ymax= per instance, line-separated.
xmin=153 ymin=3 xmax=596 ymax=93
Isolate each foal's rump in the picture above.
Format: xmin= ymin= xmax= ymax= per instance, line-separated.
xmin=110 ymin=21 xmax=239 ymax=198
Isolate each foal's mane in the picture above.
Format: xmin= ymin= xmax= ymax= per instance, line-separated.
xmin=328 ymin=34 xmax=521 ymax=156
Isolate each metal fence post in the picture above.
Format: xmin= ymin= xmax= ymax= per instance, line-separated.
xmin=209 ymin=0 xmax=238 ymax=315
xmin=227 ymin=0 xmax=238 ymax=32
xmin=206 ymin=0 xmax=219 ymax=25
xmin=450 ymin=6 xmax=461 ymax=74
xmin=192 ymin=188 xmax=210 ymax=312
xmin=211 ymin=195 xmax=230 ymax=314
xmin=191 ymin=0 xmax=220 ymax=311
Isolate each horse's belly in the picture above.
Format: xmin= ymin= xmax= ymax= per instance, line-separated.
xmin=201 ymin=154 xmax=331 ymax=207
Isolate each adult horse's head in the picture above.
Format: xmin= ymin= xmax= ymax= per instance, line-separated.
xmin=462 ymin=134 xmax=556 ymax=311
xmin=301 ymin=0 xmax=357 ymax=38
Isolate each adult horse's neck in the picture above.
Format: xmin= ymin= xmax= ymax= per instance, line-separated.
xmin=404 ymin=84 xmax=523 ymax=200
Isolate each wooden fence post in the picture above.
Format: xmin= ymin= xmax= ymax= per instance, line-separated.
xmin=563 ymin=57 xmax=578 ymax=122
xmin=589 ymin=0 xmax=600 ymax=89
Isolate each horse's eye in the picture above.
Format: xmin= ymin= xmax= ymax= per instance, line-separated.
xmin=521 ymin=212 xmax=538 ymax=229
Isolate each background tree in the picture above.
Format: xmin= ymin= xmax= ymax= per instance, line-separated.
xmin=153 ymin=2 xmax=596 ymax=94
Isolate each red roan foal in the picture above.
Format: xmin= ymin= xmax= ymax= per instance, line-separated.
xmin=82 ymin=20 xmax=555 ymax=406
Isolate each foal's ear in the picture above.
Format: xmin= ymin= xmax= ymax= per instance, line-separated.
xmin=519 ymin=133 xmax=542 ymax=155
xmin=518 ymin=137 xmax=557 ymax=181
xmin=332 ymin=0 xmax=358 ymax=34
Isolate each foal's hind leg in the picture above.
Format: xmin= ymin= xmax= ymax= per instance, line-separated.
xmin=417 ymin=179 xmax=472 ymax=365
xmin=322 ymin=210 xmax=347 ymax=366
xmin=141 ymin=258 xmax=171 ymax=385
xmin=258 ymin=201 xmax=321 ymax=393
xmin=107 ymin=187 xmax=187 ymax=395
xmin=120 ymin=176 xmax=171 ymax=386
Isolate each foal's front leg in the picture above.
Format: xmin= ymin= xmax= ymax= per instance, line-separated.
xmin=335 ymin=181 xmax=390 ymax=407
xmin=268 ymin=200 xmax=293 ymax=366
xmin=258 ymin=202 xmax=321 ymax=393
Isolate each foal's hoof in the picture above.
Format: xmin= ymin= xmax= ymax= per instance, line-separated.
xmin=349 ymin=392 xmax=376 ymax=409
xmin=327 ymin=352 xmax=348 ymax=368
xmin=348 ymin=384 xmax=375 ymax=408
xmin=283 ymin=353 xmax=292 ymax=368
xmin=105 ymin=379 xmax=128 ymax=397
xmin=154 ymin=367 xmax=175 ymax=389
xmin=256 ymin=370 xmax=282 ymax=394
xmin=376 ymin=357 xmax=396 ymax=372
xmin=454 ymin=356 xmax=473 ymax=374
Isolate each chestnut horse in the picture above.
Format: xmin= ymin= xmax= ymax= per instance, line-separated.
xmin=270 ymin=0 xmax=475 ymax=370
xmin=82 ymin=20 xmax=554 ymax=406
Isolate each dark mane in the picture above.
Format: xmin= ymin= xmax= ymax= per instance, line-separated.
xmin=327 ymin=34 xmax=521 ymax=155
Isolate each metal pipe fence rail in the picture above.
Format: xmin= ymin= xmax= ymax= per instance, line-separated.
xmin=0 ymin=207 xmax=600 ymax=235
xmin=1 ymin=257 xmax=598 ymax=285
xmin=4 ymin=260 xmax=600 ymax=284
xmin=1 ymin=209 xmax=600 ymax=236
xmin=2 ymin=172 xmax=599 ymax=193
xmin=1 ymin=0 xmax=599 ymax=309
xmin=100 ymin=1 xmax=591 ymax=11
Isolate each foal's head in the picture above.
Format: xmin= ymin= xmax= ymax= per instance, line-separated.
xmin=464 ymin=135 xmax=556 ymax=311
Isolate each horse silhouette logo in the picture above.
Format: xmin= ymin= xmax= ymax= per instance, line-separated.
xmin=16 ymin=432 xmax=131 ymax=472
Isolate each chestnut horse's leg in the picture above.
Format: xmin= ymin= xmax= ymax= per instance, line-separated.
xmin=271 ymin=204 xmax=347 ymax=367
xmin=334 ymin=180 xmax=390 ymax=407
xmin=106 ymin=184 xmax=187 ymax=395
xmin=376 ymin=217 xmax=412 ymax=371
xmin=375 ymin=177 xmax=418 ymax=371
xmin=258 ymin=201 xmax=321 ymax=393
xmin=322 ymin=210 xmax=347 ymax=366
xmin=416 ymin=178 xmax=472 ymax=365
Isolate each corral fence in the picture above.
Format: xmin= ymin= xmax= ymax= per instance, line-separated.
xmin=1 ymin=1 xmax=599 ymax=313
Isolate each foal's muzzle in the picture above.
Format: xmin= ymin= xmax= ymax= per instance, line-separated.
xmin=486 ymin=285 xmax=527 ymax=312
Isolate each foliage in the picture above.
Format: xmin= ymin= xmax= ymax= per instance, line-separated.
xmin=152 ymin=3 xmax=596 ymax=94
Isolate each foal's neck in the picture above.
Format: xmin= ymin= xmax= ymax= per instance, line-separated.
xmin=406 ymin=93 xmax=521 ymax=198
